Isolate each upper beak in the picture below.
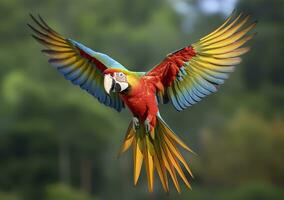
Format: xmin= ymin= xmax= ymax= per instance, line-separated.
xmin=104 ymin=74 xmax=114 ymax=94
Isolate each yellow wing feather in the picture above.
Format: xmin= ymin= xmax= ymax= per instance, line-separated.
xmin=151 ymin=12 xmax=256 ymax=112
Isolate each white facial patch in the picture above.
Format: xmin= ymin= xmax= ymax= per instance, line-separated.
xmin=117 ymin=81 xmax=129 ymax=92
xmin=104 ymin=74 xmax=114 ymax=94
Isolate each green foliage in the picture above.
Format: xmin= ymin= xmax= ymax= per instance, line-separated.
xmin=199 ymin=109 xmax=284 ymax=185
xmin=181 ymin=182 xmax=284 ymax=200
xmin=0 ymin=192 xmax=20 ymax=200
xmin=218 ymin=182 xmax=284 ymax=200
xmin=45 ymin=184 xmax=99 ymax=200
xmin=238 ymin=0 xmax=284 ymax=89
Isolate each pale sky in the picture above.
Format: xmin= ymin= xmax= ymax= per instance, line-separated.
xmin=198 ymin=0 xmax=238 ymax=15
xmin=171 ymin=0 xmax=239 ymax=32
xmin=172 ymin=0 xmax=238 ymax=16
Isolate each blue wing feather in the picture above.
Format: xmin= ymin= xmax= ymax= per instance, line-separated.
xmin=28 ymin=15 xmax=126 ymax=112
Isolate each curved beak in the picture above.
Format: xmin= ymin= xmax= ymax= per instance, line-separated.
xmin=104 ymin=74 xmax=114 ymax=94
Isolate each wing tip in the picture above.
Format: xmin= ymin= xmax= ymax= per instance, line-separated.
xmin=26 ymin=23 xmax=33 ymax=30
xmin=29 ymin=13 xmax=35 ymax=19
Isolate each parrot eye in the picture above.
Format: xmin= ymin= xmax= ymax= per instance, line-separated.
xmin=114 ymin=72 xmax=127 ymax=83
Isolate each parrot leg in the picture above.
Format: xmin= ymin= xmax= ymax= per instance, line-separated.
xmin=132 ymin=117 xmax=140 ymax=132
xmin=144 ymin=119 xmax=150 ymax=133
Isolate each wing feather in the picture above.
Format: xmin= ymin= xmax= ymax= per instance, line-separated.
xmin=28 ymin=14 xmax=126 ymax=111
xmin=147 ymin=12 xmax=256 ymax=110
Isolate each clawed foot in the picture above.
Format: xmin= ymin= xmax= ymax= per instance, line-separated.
xmin=132 ymin=117 xmax=151 ymax=133
xmin=132 ymin=117 xmax=140 ymax=132
xmin=144 ymin=119 xmax=150 ymax=133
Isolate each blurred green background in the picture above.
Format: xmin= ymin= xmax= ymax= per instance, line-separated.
xmin=0 ymin=0 xmax=283 ymax=199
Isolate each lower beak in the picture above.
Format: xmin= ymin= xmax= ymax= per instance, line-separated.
xmin=104 ymin=74 xmax=114 ymax=94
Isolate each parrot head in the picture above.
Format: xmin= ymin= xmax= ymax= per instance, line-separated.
xmin=104 ymin=69 xmax=129 ymax=94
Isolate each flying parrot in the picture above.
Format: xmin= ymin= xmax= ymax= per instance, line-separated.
xmin=28 ymin=12 xmax=256 ymax=193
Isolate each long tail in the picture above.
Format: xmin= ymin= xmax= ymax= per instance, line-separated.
xmin=119 ymin=116 xmax=194 ymax=193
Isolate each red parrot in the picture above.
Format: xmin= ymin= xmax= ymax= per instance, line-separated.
xmin=28 ymin=12 xmax=256 ymax=193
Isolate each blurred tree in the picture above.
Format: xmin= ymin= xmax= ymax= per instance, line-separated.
xmin=237 ymin=0 xmax=284 ymax=89
xmin=199 ymin=109 xmax=284 ymax=186
xmin=0 ymin=192 xmax=20 ymax=200
xmin=45 ymin=184 xmax=99 ymax=200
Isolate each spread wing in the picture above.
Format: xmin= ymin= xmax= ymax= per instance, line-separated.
xmin=147 ymin=12 xmax=257 ymax=111
xmin=28 ymin=14 xmax=126 ymax=112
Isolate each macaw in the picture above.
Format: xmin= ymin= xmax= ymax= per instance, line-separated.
xmin=28 ymin=12 xmax=256 ymax=193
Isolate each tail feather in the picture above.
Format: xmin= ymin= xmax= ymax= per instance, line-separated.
xmin=163 ymin=138 xmax=191 ymax=189
xmin=143 ymin=135 xmax=154 ymax=192
xmin=119 ymin=116 xmax=194 ymax=193
xmin=161 ymin=120 xmax=195 ymax=154
xmin=163 ymin=132 xmax=194 ymax=177
xmin=153 ymin=136 xmax=169 ymax=192
xmin=118 ymin=122 xmax=135 ymax=155
xmin=133 ymin=137 xmax=143 ymax=185
xmin=161 ymin=144 xmax=181 ymax=192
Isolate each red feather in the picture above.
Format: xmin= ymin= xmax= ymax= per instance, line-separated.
xmin=147 ymin=45 xmax=196 ymax=87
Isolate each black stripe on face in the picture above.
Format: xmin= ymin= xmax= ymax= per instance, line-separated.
xmin=110 ymin=78 xmax=115 ymax=92
xmin=113 ymin=82 xmax=121 ymax=92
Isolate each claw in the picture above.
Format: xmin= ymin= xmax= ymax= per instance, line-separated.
xmin=132 ymin=117 xmax=139 ymax=132
xmin=144 ymin=119 xmax=150 ymax=133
